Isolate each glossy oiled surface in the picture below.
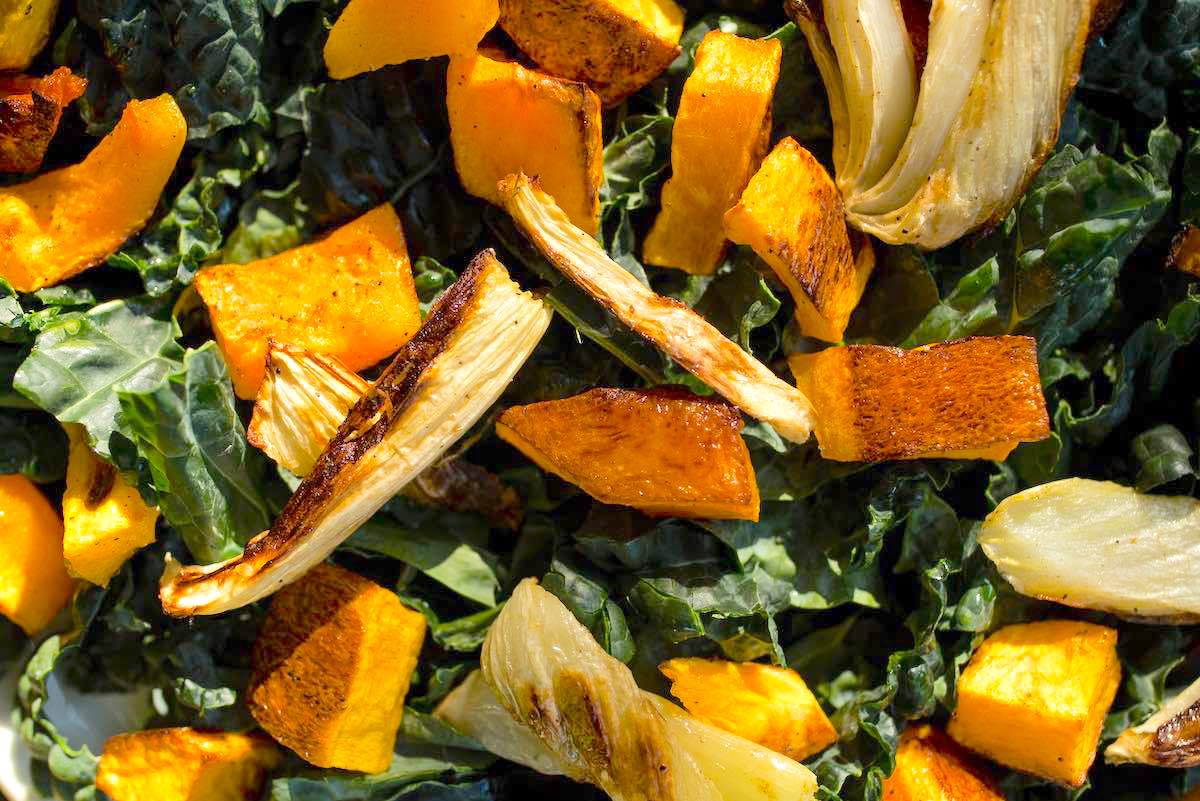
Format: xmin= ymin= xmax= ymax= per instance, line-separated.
xmin=789 ymin=336 xmax=1050 ymax=462
xmin=0 ymin=67 xmax=86 ymax=173
xmin=0 ymin=94 xmax=186 ymax=292
xmin=643 ymin=31 xmax=781 ymax=275
xmin=948 ymin=621 xmax=1121 ymax=787
xmin=323 ymin=0 xmax=498 ymax=79
xmin=883 ymin=725 xmax=1002 ymax=801
xmin=0 ymin=0 xmax=59 ymax=71
xmin=247 ymin=563 xmax=426 ymax=774
xmin=497 ymin=387 xmax=760 ymax=520
xmin=449 ymin=52 xmax=603 ymax=234
xmin=0 ymin=475 xmax=73 ymax=636
xmin=195 ymin=203 xmax=422 ymax=399
xmin=726 ymin=137 xmax=870 ymax=342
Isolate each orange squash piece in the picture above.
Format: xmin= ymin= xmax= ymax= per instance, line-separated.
xmin=788 ymin=336 xmax=1050 ymax=462
xmin=496 ymin=387 xmax=760 ymax=520
xmin=0 ymin=94 xmax=186 ymax=292
xmin=247 ymin=563 xmax=427 ymax=773
xmin=948 ymin=621 xmax=1121 ymax=787
xmin=726 ymin=138 xmax=875 ymax=342
xmin=643 ymin=31 xmax=781 ymax=275
xmin=194 ymin=204 xmax=422 ymax=400
xmin=0 ymin=0 xmax=59 ymax=71
xmin=0 ymin=474 xmax=74 ymax=635
xmin=0 ymin=68 xmax=86 ymax=174
xmin=448 ymin=52 xmax=603 ymax=235
xmin=660 ymin=658 xmax=838 ymax=761
xmin=97 ymin=728 xmax=281 ymax=801
xmin=324 ymin=0 xmax=499 ymax=79
xmin=883 ymin=725 xmax=1003 ymax=801
xmin=497 ymin=0 xmax=685 ymax=106
xmin=1170 ymin=225 xmax=1200 ymax=277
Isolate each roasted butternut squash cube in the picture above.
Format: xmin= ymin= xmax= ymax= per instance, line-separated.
xmin=1171 ymin=225 xmax=1200 ymax=278
xmin=62 ymin=424 xmax=158 ymax=587
xmin=788 ymin=336 xmax=1050 ymax=462
xmin=725 ymin=138 xmax=873 ymax=342
xmin=195 ymin=204 xmax=422 ymax=400
xmin=0 ymin=68 xmax=87 ymax=174
xmin=0 ymin=474 xmax=74 ymax=635
xmin=0 ymin=0 xmax=59 ymax=71
xmin=948 ymin=621 xmax=1120 ymax=787
xmin=497 ymin=0 xmax=684 ymax=106
xmin=883 ymin=725 xmax=1003 ymax=801
xmin=247 ymin=563 xmax=427 ymax=773
xmin=0 ymin=94 xmax=186 ymax=292
xmin=643 ymin=31 xmax=781 ymax=275
xmin=660 ymin=658 xmax=837 ymax=760
xmin=496 ymin=387 xmax=760 ymax=521
xmin=96 ymin=728 xmax=281 ymax=801
xmin=324 ymin=0 xmax=499 ymax=80
xmin=448 ymin=52 xmax=603 ymax=234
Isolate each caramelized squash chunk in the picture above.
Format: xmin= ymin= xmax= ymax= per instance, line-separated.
xmin=496 ymin=387 xmax=759 ymax=521
xmin=0 ymin=68 xmax=87 ymax=174
xmin=660 ymin=658 xmax=838 ymax=761
xmin=788 ymin=336 xmax=1050 ymax=462
xmin=0 ymin=0 xmax=60 ymax=71
xmin=0 ymin=94 xmax=186 ymax=292
xmin=644 ymin=31 xmax=781 ymax=275
xmin=97 ymin=728 xmax=281 ymax=801
xmin=884 ymin=725 xmax=1003 ymax=801
xmin=948 ymin=621 xmax=1120 ymax=787
xmin=0 ymin=474 xmax=74 ymax=635
xmin=194 ymin=204 xmax=422 ymax=399
xmin=324 ymin=0 xmax=499 ymax=79
xmin=498 ymin=0 xmax=684 ymax=106
xmin=448 ymin=52 xmax=603 ymax=234
xmin=725 ymin=138 xmax=874 ymax=342
xmin=62 ymin=424 xmax=158 ymax=587
xmin=248 ymin=563 xmax=427 ymax=773
xmin=1171 ymin=225 xmax=1200 ymax=278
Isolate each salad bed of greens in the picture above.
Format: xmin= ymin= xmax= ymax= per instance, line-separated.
xmin=3 ymin=0 xmax=1200 ymax=799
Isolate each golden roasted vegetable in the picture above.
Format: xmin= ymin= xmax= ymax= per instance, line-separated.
xmin=979 ymin=479 xmax=1200 ymax=622
xmin=195 ymin=204 xmax=422 ymax=400
xmin=497 ymin=0 xmax=684 ymax=106
xmin=1107 ymin=674 xmax=1200 ymax=767
xmin=0 ymin=0 xmax=59 ymax=71
xmin=0 ymin=68 xmax=86 ymax=174
xmin=248 ymin=562 xmax=426 ymax=773
xmin=438 ymin=579 xmax=819 ymax=801
xmin=1171 ymin=225 xmax=1200 ymax=277
xmin=496 ymin=387 xmax=759 ymax=520
xmin=789 ymin=0 xmax=1096 ymax=249
xmin=500 ymin=172 xmax=817 ymax=443
xmin=249 ymin=341 xmax=523 ymax=529
xmin=788 ymin=336 xmax=1050 ymax=462
xmin=725 ymin=137 xmax=874 ymax=341
xmin=0 ymin=474 xmax=74 ymax=635
xmin=448 ymin=52 xmax=603 ymax=234
xmin=324 ymin=0 xmax=498 ymax=79
xmin=948 ymin=621 xmax=1120 ymax=787
xmin=161 ymin=251 xmax=551 ymax=617
xmin=0 ymin=94 xmax=186 ymax=292
xmin=62 ymin=424 xmax=158 ymax=587
xmin=883 ymin=725 xmax=1003 ymax=801
xmin=96 ymin=728 xmax=281 ymax=801
xmin=643 ymin=31 xmax=781 ymax=275
xmin=660 ymin=658 xmax=837 ymax=761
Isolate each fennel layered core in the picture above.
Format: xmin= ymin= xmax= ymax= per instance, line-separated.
xmin=499 ymin=172 xmax=816 ymax=444
xmin=159 ymin=250 xmax=552 ymax=617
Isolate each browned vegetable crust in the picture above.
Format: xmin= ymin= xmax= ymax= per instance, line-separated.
xmin=0 ymin=68 xmax=86 ymax=173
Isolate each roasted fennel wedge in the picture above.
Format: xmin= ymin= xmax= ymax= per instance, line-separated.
xmin=159 ymin=251 xmax=551 ymax=616
xmin=979 ymin=478 xmax=1200 ymax=622
xmin=498 ymin=172 xmax=815 ymax=443
xmin=1107 ymin=675 xmax=1200 ymax=767
xmin=788 ymin=0 xmax=1095 ymax=248
xmin=436 ymin=579 xmax=818 ymax=801
xmin=248 ymin=341 xmax=523 ymax=529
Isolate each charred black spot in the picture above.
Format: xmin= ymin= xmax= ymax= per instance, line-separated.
xmin=1151 ymin=699 xmax=1200 ymax=767
xmin=86 ymin=460 xmax=118 ymax=509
